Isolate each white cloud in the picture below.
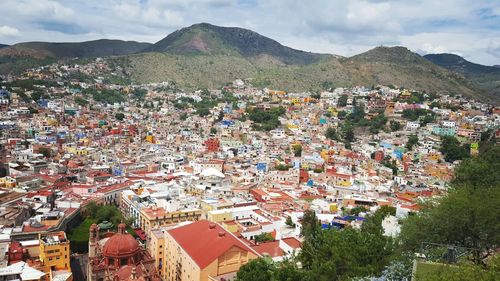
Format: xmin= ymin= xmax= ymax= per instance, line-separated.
xmin=0 ymin=26 xmax=20 ymax=37
xmin=0 ymin=0 xmax=499 ymax=64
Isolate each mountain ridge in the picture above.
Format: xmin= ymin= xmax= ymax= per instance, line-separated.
xmin=0 ymin=39 xmax=151 ymax=59
xmin=0 ymin=23 xmax=497 ymax=103
xmin=144 ymin=23 xmax=328 ymax=65
xmin=424 ymin=53 xmax=500 ymax=101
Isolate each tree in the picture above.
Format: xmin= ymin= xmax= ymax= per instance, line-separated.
xmin=300 ymin=210 xmax=321 ymax=239
xmin=299 ymin=227 xmax=394 ymax=280
xmin=342 ymin=122 xmax=355 ymax=143
xmin=292 ymin=144 xmax=302 ymax=157
xmin=349 ymin=205 xmax=367 ymax=216
xmin=210 ymin=127 xmax=217 ymax=135
xmin=369 ymin=113 xmax=388 ymax=134
xmin=255 ymin=232 xmax=274 ymax=243
xmin=115 ymin=112 xmax=125 ymax=121
xmin=338 ymin=94 xmax=348 ymax=107
xmin=406 ymin=134 xmax=419 ymax=151
xmin=400 ymin=146 xmax=500 ymax=265
xmin=390 ymin=120 xmax=402 ymax=132
xmin=285 ymin=216 xmax=296 ymax=228
xmin=247 ymin=106 xmax=285 ymax=131
xmin=325 ymin=127 xmax=339 ymax=141
xmin=236 ymin=258 xmax=274 ymax=281
xmin=440 ymin=136 xmax=469 ymax=162
xmin=38 ymin=147 xmax=51 ymax=158
xmin=75 ymin=96 xmax=89 ymax=106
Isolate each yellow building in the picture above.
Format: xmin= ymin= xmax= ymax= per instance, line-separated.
xmin=39 ymin=231 xmax=71 ymax=275
xmin=149 ymin=229 xmax=166 ymax=278
xmin=65 ymin=146 xmax=89 ymax=155
xmin=0 ymin=176 xmax=16 ymax=188
xmin=139 ymin=206 xmax=202 ymax=234
xmin=207 ymin=209 xmax=233 ymax=223
xmin=200 ymin=199 xmax=234 ymax=214
xmin=164 ymin=220 xmax=260 ymax=281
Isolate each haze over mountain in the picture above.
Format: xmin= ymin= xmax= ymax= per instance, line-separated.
xmin=0 ymin=23 xmax=497 ymax=103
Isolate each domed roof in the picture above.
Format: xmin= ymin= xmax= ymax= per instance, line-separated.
xmin=102 ymin=224 xmax=139 ymax=258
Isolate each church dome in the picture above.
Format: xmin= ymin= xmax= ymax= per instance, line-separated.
xmin=102 ymin=223 xmax=139 ymax=258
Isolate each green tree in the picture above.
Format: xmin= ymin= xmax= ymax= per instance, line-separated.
xmin=406 ymin=134 xmax=419 ymax=151
xmin=342 ymin=122 xmax=355 ymax=143
xmin=300 ymin=210 xmax=321 ymax=239
xmin=255 ymin=232 xmax=274 ymax=243
xmin=210 ymin=127 xmax=217 ymax=135
xmin=440 ymin=136 xmax=469 ymax=163
xmin=349 ymin=205 xmax=367 ymax=216
xmin=390 ymin=120 xmax=402 ymax=132
xmin=400 ymin=146 xmax=500 ymax=265
xmin=300 ymin=227 xmax=394 ymax=280
xmin=292 ymin=144 xmax=302 ymax=157
xmin=74 ymin=96 xmax=89 ymax=106
xmin=115 ymin=112 xmax=125 ymax=121
xmin=325 ymin=127 xmax=339 ymax=141
xmin=236 ymin=258 xmax=274 ymax=281
xmin=38 ymin=147 xmax=51 ymax=158
xmin=338 ymin=94 xmax=348 ymax=107
xmin=285 ymin=216 xmax=296 ymax=228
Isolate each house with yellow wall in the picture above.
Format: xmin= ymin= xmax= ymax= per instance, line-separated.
xmin=38 ymin=231 xmax=71 ymax=276
xmin=149 ymin=229 xmax=166 ymax=278
xmin=0 ymin=176 xmax=17 ymax=188
xmin=163 ymin=220 xmax=260 ymax=281
xmin=207 ymin=209 xmax=233 ymax=223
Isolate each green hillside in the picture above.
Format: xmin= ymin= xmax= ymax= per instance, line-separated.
xmin=119 ymin=45 xmax=488 ymax=102
xmin=424 ymin=53 xmax=500 ymax=101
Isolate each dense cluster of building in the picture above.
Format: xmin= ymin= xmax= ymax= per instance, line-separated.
xmin=0 ymin=58 xmax=499 ymax=281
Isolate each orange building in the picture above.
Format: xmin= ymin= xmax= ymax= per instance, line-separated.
xmin=204 ymin=138 xmax=221 ymax=152
xmin=164 ymin=220 xmax=260 ymax=281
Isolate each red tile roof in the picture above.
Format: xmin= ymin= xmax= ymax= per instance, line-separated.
xmin=251 ymin=240 xmax=284 ymax=257
xmin=282 ymin=237 xmax=302 ymax=249
xmin=167 ymin=220 xmax=260 ymax=269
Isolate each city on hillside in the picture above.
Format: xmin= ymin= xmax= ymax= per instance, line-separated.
xmin=0 ymin=1 xmax=499 ymax=281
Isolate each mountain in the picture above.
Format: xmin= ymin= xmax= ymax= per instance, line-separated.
xmin=0 ymin=39 xmax=151 ymax=74
xmin=0 ymin=39 xmax=151 ymax=59
xmin=122 ymin=43 xmax=483 ymax=100
xmin=0 ymin=23 xmax=497 ymax=103
xmin=494 ymin=65 xmax=500 ymax=68
xmin=0 ymin=44 xmax=8 ymax=49
xmin=424 ymin=53 xmax=500 ymax=75
xmin=424 ymin=53 xmax=500 ymax=101
xmin=339 ymin=47 xmax=475 ymax=96
xmin=143 ymin=23 xmax=327 ymax=65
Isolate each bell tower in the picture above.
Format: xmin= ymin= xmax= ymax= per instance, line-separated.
xmin=88 ymin=223 xmax=100 ymax=258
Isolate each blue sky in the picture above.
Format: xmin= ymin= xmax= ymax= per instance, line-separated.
xmin=0 ymin=0 xmax=499 ymax=65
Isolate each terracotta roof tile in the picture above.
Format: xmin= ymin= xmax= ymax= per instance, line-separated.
xmin=167 ymin=220 xmax=260 ymax=269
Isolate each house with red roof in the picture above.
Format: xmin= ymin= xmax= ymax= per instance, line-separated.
xmin=164 ymin=220 xmax=260 ymax=281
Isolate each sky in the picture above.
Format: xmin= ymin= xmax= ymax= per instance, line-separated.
xmin=0 ymin=0 xmax=499 ymax=65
